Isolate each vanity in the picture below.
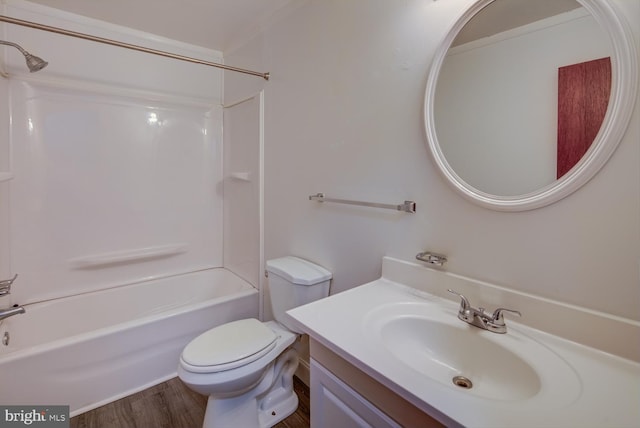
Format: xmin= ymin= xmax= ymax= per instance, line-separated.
xmin=287 ymin=256 xmax=640 ymax=427
xmin=286 ymin=0 xmax=639 ymax=425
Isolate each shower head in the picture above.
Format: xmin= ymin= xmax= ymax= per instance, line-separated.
xmin=23 ymin=52 xmax=48 ymax=72
xmin=0 ymin=40 xmax=48 ymax=72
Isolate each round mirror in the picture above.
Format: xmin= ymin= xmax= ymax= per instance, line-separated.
xmin=424 ymin=0 xmax=637 ymax=211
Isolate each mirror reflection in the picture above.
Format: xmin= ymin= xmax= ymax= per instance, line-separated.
xmin=434 ymin=0 xmax=612 ymax=196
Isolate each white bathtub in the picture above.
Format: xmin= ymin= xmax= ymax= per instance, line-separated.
xmin=0 ymin=268 xmax=258 ymax=416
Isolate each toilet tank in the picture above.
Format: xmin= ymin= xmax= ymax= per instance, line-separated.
xmin=266 ymin=256 xmax=332 ymax=332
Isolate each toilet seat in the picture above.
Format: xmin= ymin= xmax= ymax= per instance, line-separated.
xmin=181 ymin=319 xmax=277 ymax=374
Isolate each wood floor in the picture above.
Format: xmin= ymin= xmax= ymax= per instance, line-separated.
xmin=70 ymin=376 xmax=310 ymax=428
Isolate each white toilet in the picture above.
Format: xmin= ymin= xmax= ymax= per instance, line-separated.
xmin=178 ymin=256 xmax=332 ymax=428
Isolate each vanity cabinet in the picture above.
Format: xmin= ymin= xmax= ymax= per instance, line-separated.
xmin=310 ymin=339 xmax=444 ymax=428
xmin=311 ymin=360 xmax=401 ymax=428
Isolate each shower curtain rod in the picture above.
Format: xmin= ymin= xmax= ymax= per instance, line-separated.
xmin=0 ymin=15 xmax=270 ymax=80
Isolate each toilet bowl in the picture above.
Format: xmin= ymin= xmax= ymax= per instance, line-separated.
xmin=178 ymin=256 xmax=332 ymax=428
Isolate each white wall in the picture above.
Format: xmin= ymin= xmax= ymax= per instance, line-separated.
xmin=1 ymin=0 xmax=225 ymax=304
xmin=224 ymin=0 xmax=640 ymax=323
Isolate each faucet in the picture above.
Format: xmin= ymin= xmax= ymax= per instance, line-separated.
xmin=0 ymin=305 xmax=26 ymax=322
xmin=447 ymin=289 xmax=521 ymax=334
xmin=0 ymin=274 xmax=18 ymax=297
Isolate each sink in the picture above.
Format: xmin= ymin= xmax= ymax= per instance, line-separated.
xmin=365 ymin=301 xmax=582 ymax=404
xmin=288 ymin=260 xmax=640 ymax=427
xmin=378 ymin=315 xmax=540 ymax=400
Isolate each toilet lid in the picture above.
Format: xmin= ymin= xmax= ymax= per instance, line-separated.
xmin=182 ymin=318 xmax=277 ymax=371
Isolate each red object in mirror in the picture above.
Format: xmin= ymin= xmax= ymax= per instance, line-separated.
xmin=557 ymin=57 xmax=611 ymax=179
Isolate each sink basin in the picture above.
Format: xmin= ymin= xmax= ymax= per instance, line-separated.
xmin=378 ymin=315 xmax=540 ymax=400
xmin=365 ymin=301 xmax=582 ymax=404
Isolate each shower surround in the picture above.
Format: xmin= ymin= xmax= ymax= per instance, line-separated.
xmin=0 ymin=0 xmax=260 ymax=413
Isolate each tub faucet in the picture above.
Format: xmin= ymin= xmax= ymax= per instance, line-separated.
xmin=447 ymin=289 xmax=521 ymax=334
xmin=0 ymin=306 xmax=25 ymax=322
xmin=0 ymin=274 xmax=18 ymax=296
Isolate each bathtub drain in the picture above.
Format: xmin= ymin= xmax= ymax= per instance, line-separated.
xmin=2 ymin=331 xmax=9 ymax=346
xmin=452 ymin=376 xmax=473 ymax=389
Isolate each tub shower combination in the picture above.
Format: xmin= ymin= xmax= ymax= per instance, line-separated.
xmin=0 ymin=269 xmax=258 ymax=415
xmin=0 ymin=7 xmax=267 ymax=417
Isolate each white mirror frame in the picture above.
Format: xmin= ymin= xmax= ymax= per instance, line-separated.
xmin=424 ymin=0 xmax=638 ymax=211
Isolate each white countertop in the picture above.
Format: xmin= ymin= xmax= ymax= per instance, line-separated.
xmin=287 ymin=269 xmax=640 ymax=427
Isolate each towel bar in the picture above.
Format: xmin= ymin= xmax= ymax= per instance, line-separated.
xmin=309 ymin=193 xmax=416 ymax=213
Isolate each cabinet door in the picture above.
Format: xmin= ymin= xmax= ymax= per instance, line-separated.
xmin=311 ymin=359 xmax=401 ymax=428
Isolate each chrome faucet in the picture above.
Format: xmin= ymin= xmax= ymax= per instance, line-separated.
xmin=0 ymin=305 xmax=25 ymax=322
xmin=447 ymin=289 xmax=521 ymax=334
xmin=0 ymin=274 xmax=18 ymax=297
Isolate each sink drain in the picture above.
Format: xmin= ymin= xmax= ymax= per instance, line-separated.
xmin=452 ymin=376 xmax=473 ymax=389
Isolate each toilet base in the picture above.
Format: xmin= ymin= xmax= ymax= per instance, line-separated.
xmin=257 ymin=383 xmax=299 ymax=428
xmin=202 ymin=348 xmax=299 ymax=428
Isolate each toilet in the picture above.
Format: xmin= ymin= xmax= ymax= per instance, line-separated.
xmin=178 ymin=256 xmax=332 ymax=428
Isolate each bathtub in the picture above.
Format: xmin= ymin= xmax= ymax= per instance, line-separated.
xmin=0 ymin=268 xmax=258 ymax=416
